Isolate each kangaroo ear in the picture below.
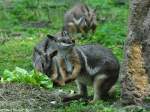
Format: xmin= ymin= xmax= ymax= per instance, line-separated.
xmin=49 ymin=50 xmax=58 ymax=59
xmin=47 ymin=34 xmax=57 ymax=41
xmin=81 ymin=4 xmax=89 ymax=15
xmin=82 ymin=4 xmax=89 ymax=12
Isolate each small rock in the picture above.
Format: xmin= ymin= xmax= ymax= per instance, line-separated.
xmin=50 ymin=101 xmax=57 ymax=104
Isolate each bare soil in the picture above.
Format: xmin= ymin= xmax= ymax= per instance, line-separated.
xmin=0 ymin=83 xmax=68 ymax=112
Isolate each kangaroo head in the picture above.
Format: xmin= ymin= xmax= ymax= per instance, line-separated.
xmin=58 ymin=32 xmax=75 ymax=55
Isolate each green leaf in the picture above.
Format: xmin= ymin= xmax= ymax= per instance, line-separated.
xmin=1 ymin=67 xmax=53 ymax=89
xmin=15 ymin=67 xmax=28 ymax=75
xmin=3 ymin=69 xmax=13 ymax=80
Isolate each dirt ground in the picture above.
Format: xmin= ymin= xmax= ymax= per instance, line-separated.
xmin=0 ymin=83 xmax=68 ymax=112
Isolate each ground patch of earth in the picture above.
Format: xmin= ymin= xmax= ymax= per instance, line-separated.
xmin=0 ymin=83 xmax=149 ymax=112
xmin=0 ymin=83 xmax=68 ymax=112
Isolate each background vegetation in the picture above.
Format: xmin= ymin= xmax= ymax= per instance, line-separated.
xmin=1 ymin=0 xmax=144 ymax=112
xmin=0 ymin=0 xmax=128 ymax=74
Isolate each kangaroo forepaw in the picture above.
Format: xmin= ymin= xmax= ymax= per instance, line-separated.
xmin=53 ymin=80 xmax=65 ymax=86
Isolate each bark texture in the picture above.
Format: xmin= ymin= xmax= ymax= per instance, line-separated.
xmin=121 ymin=0 xmax=150 ymax=105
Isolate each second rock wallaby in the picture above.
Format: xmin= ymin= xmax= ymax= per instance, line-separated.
xmin=63 ymin=3 xmax=97 ymax=38
xmin=32 ymin=32 xmax=79 ymax=86
xmin=46 ymin=35 xmax=120 ymax=102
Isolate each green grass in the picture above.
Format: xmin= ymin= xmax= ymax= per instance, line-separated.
xmin=0 ymin=0 xmax=128 ymax=74
xmin=1 ymin=0 xmax=148 ymax=112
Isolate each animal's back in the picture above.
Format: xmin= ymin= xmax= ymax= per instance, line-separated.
xmin=76 ymin=44 xmax=120 ymax=76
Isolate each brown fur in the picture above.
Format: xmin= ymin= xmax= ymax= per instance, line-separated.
xmin=63 ymin=3 xmax=97 ymax=36
xmin=51 ymin=48 xmax=81 ymax=86
xmin=65 ymin=48 xmax=81 ymax=83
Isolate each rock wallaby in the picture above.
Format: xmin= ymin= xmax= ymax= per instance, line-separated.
xmin=63 ymin=3 xmax=97 ymax=37
xmin=46 ymin=35 xmax=120 ymax=102
xmin=32 ymin=32 xmax=79 ymax=86
xmin=33 ymin=33 xmax=119 ymax=102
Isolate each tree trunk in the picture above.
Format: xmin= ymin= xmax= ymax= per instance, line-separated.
xmin=121 ymin=0 xmax=150 ymax=105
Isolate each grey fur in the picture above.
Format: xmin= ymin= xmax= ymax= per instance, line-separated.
xmin=58 ymin=44 xmax=120 ymax=101
xmin=63 ymin=3 xmax=97 ymax=36
xmin=32 ymin=32 xmax=74 ymax=77
xmin=33 ymin=34 xmax=120 ymax=101
xmin=76 ymin=44 xmax=119 ymax=76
